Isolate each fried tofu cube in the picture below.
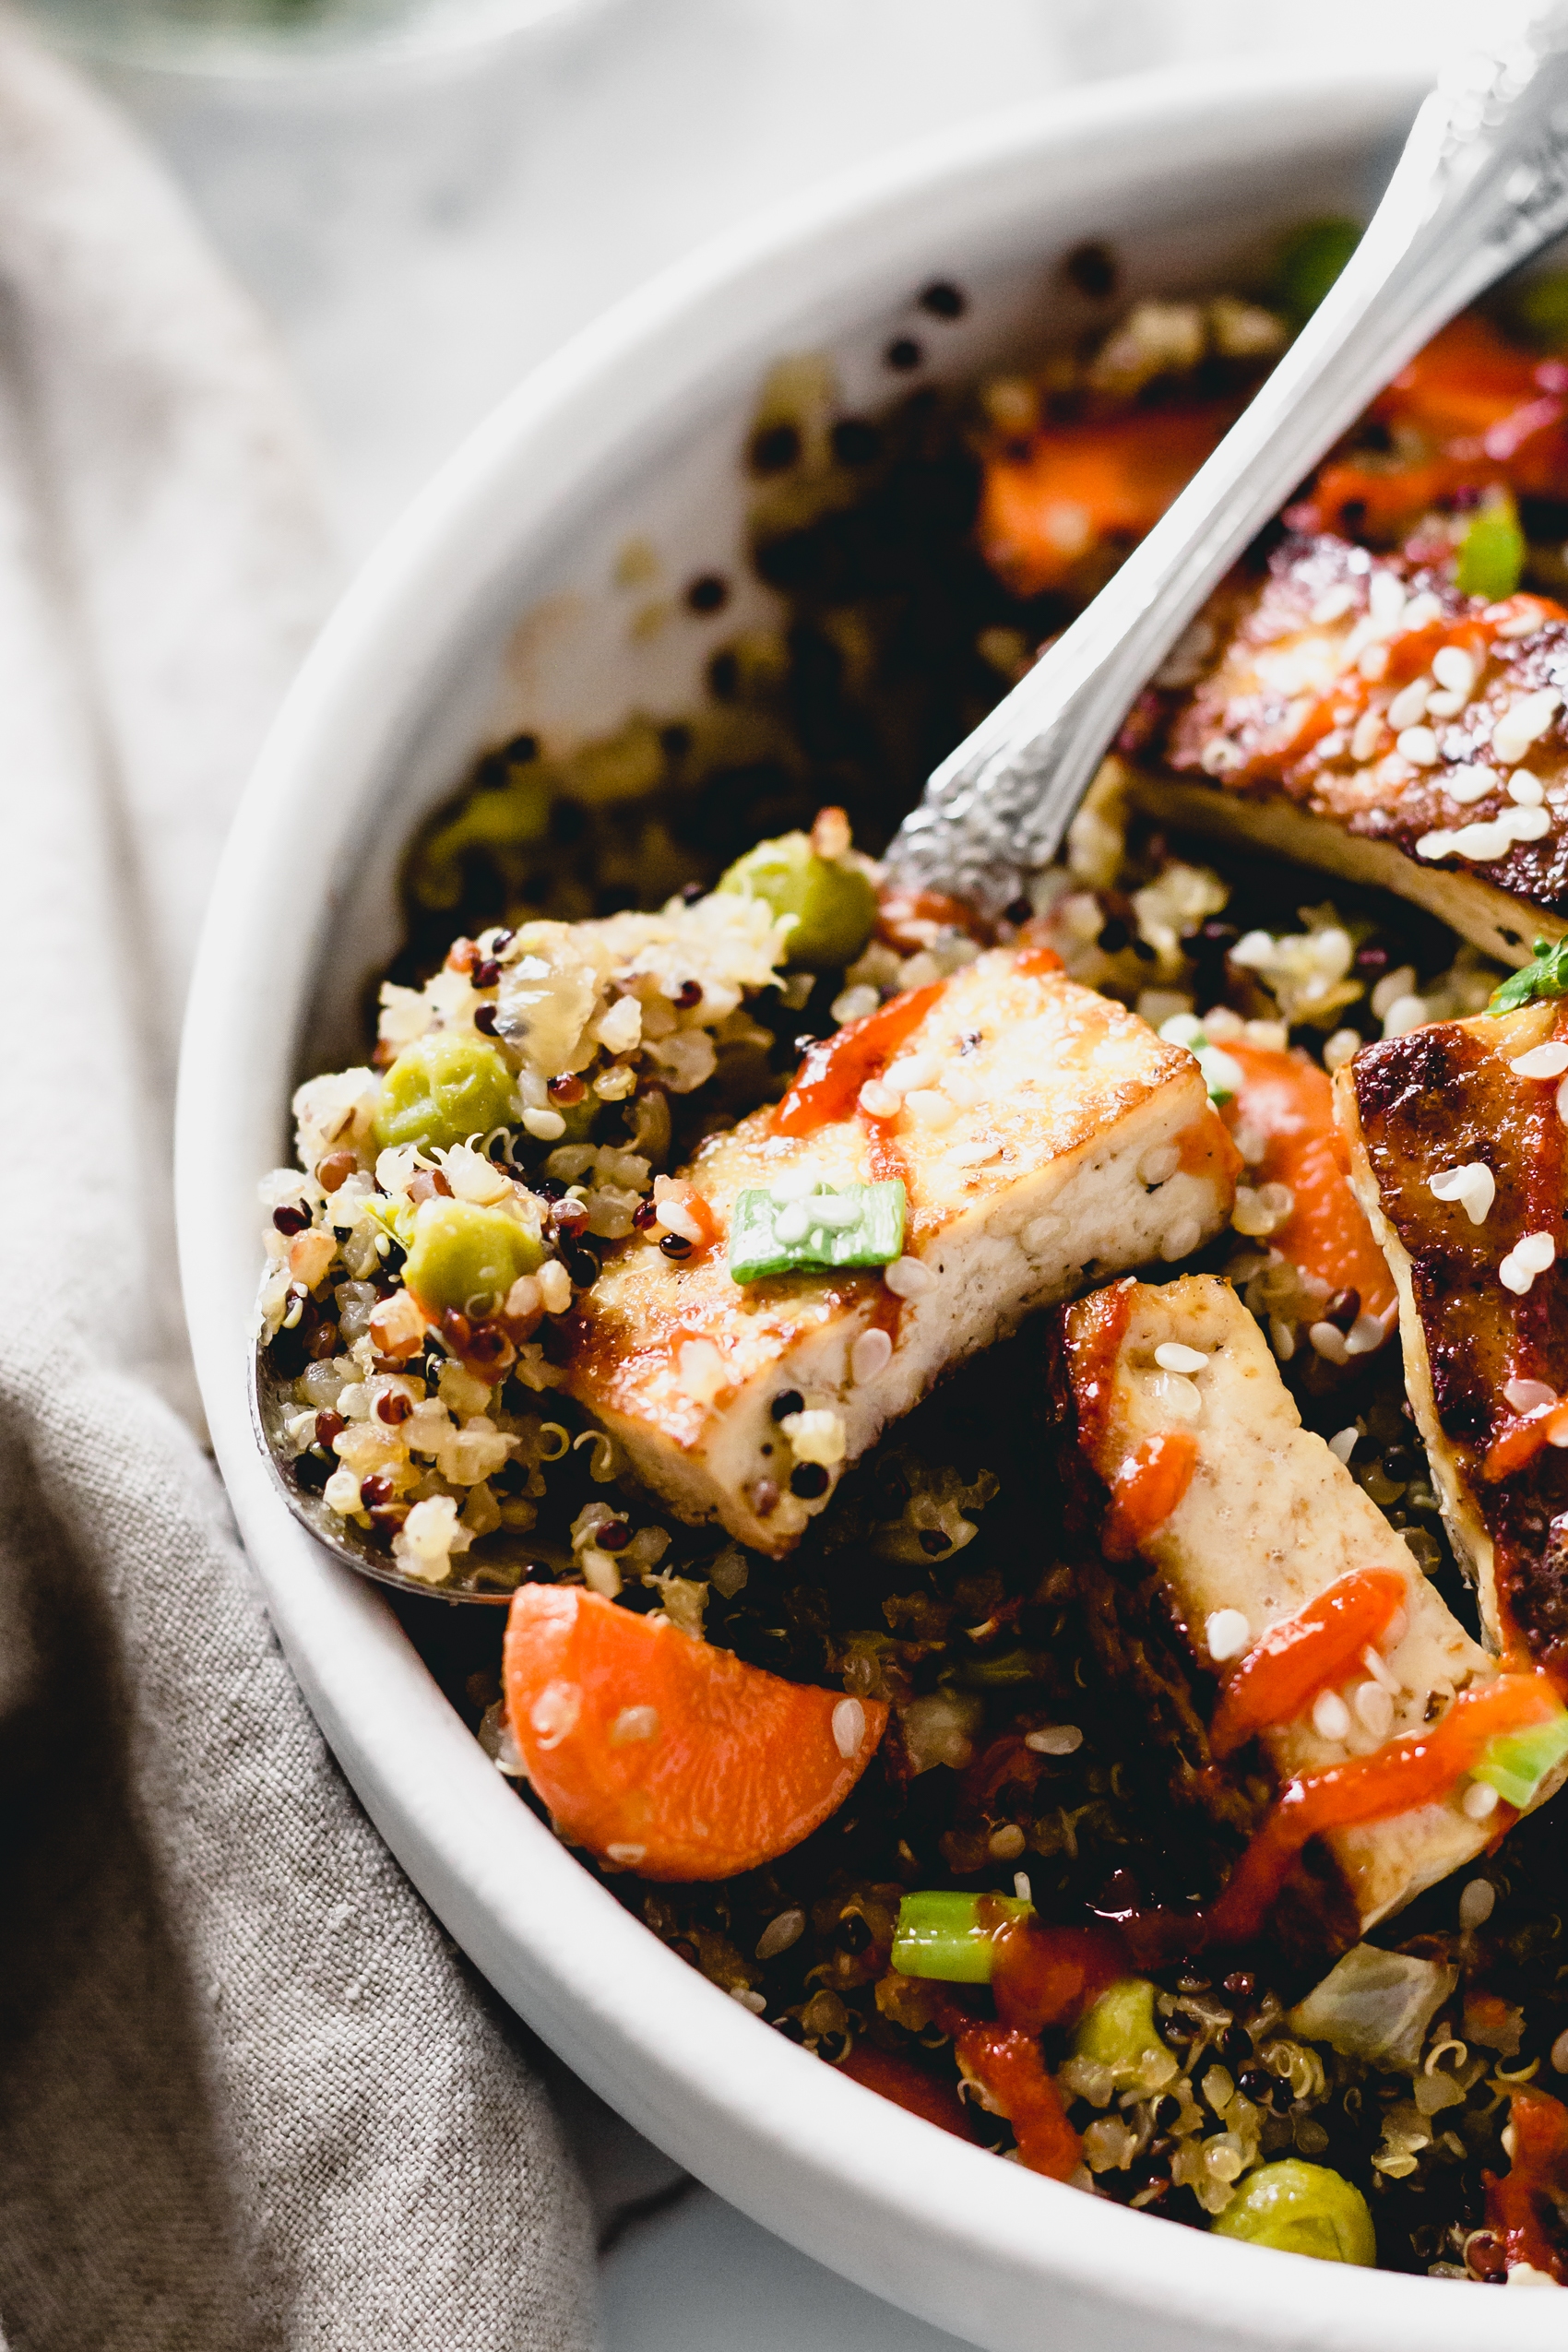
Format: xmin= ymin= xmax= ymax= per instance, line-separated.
xmin=564 ymin=951 xmax=1237 ymax=1554
xmin=1055 ymin=1273 xmax=1514 ymax=1938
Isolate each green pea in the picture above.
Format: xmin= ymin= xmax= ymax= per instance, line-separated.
xmin=401 ymin=1197 xmax=543 ymax=1316
xmin=373 ymin=1030 xmax=517 ymax=1155
xmin=1455 ymin=495 xmax=1526 ymax=601
xmin=718 ymin=831 xmax=877 ymax=969
xmin=1272 ymin=219 xmax=1361 ymax=323
xmin=1504 ymin=273 xmax=1568 ymax=352
xmin=1212 ymin=2160 xmax=1375 ymax=2265
xmin=1071 ymin=1978 xmax=1176 ymax=2094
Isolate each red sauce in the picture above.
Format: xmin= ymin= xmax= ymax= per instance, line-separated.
xmin=875 ymin=888 xmax=988 ymax=956
xmin=1183 ymin=1673 xmax=1554 ymax=1953
xmin=837 ymin=2043 xmax=975 ymax=2142
xmin=988 ymin=1913 xmax=1128 ymax=2037
xmin=1062 ymin=1283 xmax=1134 ymax=1465
xmin=1013 ymin=942 xmax=1065 ymax=979
xmin=944 ymin=2015 xmax=1082 ymax=2180
xmin=1485 ymin=2085 xmax=1568 ymax=2280
xmin=1484 ymin=1402 xmax=1568 ymax=1483
xmin=1101 ymin=1431 xmax=1198 ymax=1561
xmin=1208 ymin=1568 xmax=1408 ymax=1760
xmin=775 ymin=982 xmax=945 ymax=1137
xmin=1221 ymin=1044 xmax=1396 ymax=1325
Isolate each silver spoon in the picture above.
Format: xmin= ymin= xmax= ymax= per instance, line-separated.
xmin=250 ymin=1345 xmax=567 ymax=1602
xmin=885 ymin=3 xmax=1568 ymax=910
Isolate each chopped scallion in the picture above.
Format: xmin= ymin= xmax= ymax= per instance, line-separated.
xmin=729 ymin=1179 xmax=905 ymax=1283
xmin=1471 ymin=1706 xmax=1568 ymax=1811
xmin=892 ymin=1890 xmax=1031 ymax=1983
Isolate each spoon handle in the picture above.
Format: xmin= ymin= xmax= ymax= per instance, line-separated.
xmin=887 ymin=5 xmax=1568 ymax=911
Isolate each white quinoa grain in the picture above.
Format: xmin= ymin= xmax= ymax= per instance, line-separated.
xmin=1313 ymin=1689 xmax=1352 ymax=1742
xmin=1026 ymin=1724 xmax=1084 ymax=1755
xmin=1327 ymin=1427 xmax=1359 ymax=1465
xmin=537 ymin=1259 xmax=573 ymax=1314
xmin=850 ymin=1327 xmax=894 ymax=1383
xmin=1323 ymin=1028 xmax=1360 ymax=1072
xmin=1206 ymin=1609 xmax=1250 ymax=1663
xmin=1463 ymin=1781 xmax=1501 ymax=1823
xmin=989 ymin=1823 xmax=1027 ymax=1861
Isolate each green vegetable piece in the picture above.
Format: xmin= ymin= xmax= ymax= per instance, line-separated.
xmin=1455 ymin=495 xmax=1526 ymax=601
xmin=1505 ymin=273 xmax=1568 ymax=353
xmin=1273 ymin=219 xmax=1362 ymax=323
xmin=892 ymin=1891 xmax=1031 ymax=1984
xmin=955 ymin=1646 xmax=1049 ymax=1688
xmin=1211 ymin=2159 xmax=1375 ymax=2266
xmin=373 ymin=1029 xmax=517 ymax=1155
xmin=1490 ymin=934 xmax=1568 ymax=1014
xmin=728 ymin=1181 xmax=906 ymax=1283
xmin=1471 ymin=1705 xmax=1568 ymax=1811
xmin=402 ymin=1196 xmax=543 ymax=1315
xmin=1071 ymin=1978 xmax=1176 ymax=2094
xmin=718 ymin=830 xmax=877 ymax=968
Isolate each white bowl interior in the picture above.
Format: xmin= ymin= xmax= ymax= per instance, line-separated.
xmin=179 ymin=61 xmax=1568 ymax=2352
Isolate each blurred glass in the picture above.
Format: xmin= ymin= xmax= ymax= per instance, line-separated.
xmin=21 ymin=0 xmax=596 ymax=77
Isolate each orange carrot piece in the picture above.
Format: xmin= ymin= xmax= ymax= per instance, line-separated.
xmin=1224 ymin=1042 xmax=1396 ymax=1326
xmin=503 ymin=1585 xmax=887 ymax=1882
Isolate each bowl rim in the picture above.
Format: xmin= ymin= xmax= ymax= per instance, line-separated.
xmin=177 ymin=54 xmax=1562 ymax=2349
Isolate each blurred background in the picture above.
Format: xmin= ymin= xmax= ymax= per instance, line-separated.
xmin=7 ymin=0 xmax=1492 ymax=2341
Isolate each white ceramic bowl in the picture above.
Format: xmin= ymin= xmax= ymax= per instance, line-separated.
xmin=178 ymin=60 xmax=1555 ymax=2351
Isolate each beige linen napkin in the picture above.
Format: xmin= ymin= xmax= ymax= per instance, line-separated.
xmin=0 ymin=12 xmax=593 ymax=2346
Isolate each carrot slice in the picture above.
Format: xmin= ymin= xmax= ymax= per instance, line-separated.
xmin=1223 ymin=1042 xmax=1396 ymax=1326
xmin=837 ymin=2044 xmax=975 ymax=2140
xmin=980 ymin=399 xmax=1239 ymax=596
xmin=503 ymin=1585 xmax=888 ymax=1882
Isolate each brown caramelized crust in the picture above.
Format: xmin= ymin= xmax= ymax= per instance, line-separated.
xmin=1337 ymin=1003 xmax=1568 ymax=1668
xmin=1129 ymin=534 xmax=1568 ymax=964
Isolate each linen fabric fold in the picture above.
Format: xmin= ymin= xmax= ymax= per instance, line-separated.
xmin=0 ymin=15 xmax=593 ymax=2347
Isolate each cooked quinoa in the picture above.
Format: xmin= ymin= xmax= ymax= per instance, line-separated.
xmin=259 ymin=224 xmax=1568 ymax=2280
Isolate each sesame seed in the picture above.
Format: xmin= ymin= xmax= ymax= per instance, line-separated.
xmin=1396 ymin=724 xmax=1440 ymax=766
xmin=1348 ymin=708 xmax=1384 ymax=763
xmin=1463 ymin=1780 xmax=1501 ymax=1822
xmin=1309 ymin=1320 xmax=1350 ymax=1364
xmin=1025 ymin=1724 xmax=1084 ymax=1754
xmin=883 ymin=1254 xmax=935 ymax=1297
xmin=1505 ymin=1377 xmax=1559 ymax=1412
xmin=1327 ymin=1426 xmax=1359 ymax=1464
xmin=1459 ymin=1876 xmax=1496 ymax=1929
xmin=832 ymin=1697 xmax=866 ymax=1757
xmin=1512 ymin=1042 xmax=1568 ymax=1079
xmin=1323 ymin=1028 xmax=1360 ymax=1072
xmin=1313 ymin=1689 xmax=1351 ymax=1741
xmin=1311 ymin=583 xmax=1358 ymax=624
xmin=1154 ymin=1341 xmax=1206 ymax=1373
xmin=755 ymin=1908 xmax=805 ymax=1961
xmin=1509 ymin=770 xmax=1546 ymax=807
xmin=1490 ymin=687 xmax=1560 ymax=766
xmin=1501 ymin=1231 xmax=1556 ymax=1293
xmin=1386 ymin=678 xmax=1431 ymax=730
xmin=1353 ymin=1681 xmax=1395 ymax=1740
xmin=1431 ymin=645 xmax=1477 ymax=696
xmin=850 ymin=1327 xmax=894 ymax=1383
xmin=1442 ymin=763 xmax=1497 ymax=805
xmin=1206 ymin=1609 xmax=1250 ymax=1663
xmin=858 ymin=1079 xmax=900 ymax=1119
xmin=606 ymin=1842 xmax=647 ymax=1869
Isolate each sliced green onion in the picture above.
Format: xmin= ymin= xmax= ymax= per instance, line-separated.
xmin=729 ymin=1179 xmax=905 ymax=1283
xmin=1455 ymin=494 xmax=1526 ymax=602
xmin=1158 ymin=1015 xmax=1239 ymax=1106
xmin=1471 ymin=1706 xmax=1568 ymax=1811
xmin=1491 ymin=935 xmax=1568 ymax=1015
xmin=892 ymin=1891 xmax=1031 ymax=1983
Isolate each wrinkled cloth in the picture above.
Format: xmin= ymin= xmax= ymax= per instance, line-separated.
xmin=0 ymin=13 xmax=593 ymax=2348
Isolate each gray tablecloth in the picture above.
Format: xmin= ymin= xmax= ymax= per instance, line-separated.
xmin=0 ymin=13 xmax=592 ymax=2345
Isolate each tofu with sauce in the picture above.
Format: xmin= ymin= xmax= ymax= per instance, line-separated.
xmin=564 ymin=950 xmax=1238 ymax=1554
xmin=1337 ymin=1002 xmax=1568 ymax=1669
xmin=1053 ymin=1273 xmax=1514 ymax=1939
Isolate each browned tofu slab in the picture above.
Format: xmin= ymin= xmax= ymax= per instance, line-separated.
xmin=1338 ymin=1000 xmax=1568 ymax=1669
xmin=564 ymin=951 xmax=1238 ymax=1554
xmin=1051 ymin=1274 xmax=1512 ymax=1942
xmin=1123 ymin=532 xmax=1568 ymax=968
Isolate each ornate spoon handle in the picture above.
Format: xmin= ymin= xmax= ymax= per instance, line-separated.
xmin=886 ymin=6 xmax=1568 ymax=911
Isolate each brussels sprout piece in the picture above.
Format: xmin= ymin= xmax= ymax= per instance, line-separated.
xmin=1455 ymin=494 xmax=1525 ymax=601
xmin=718 ymin=831 xmax=877 ymax=969
xmin=373 ymin=1030 xmax=517 ymax=1155
xmin=1212 ymin=2159 xmax=1375 ymax=2265
xmin=1070 ymin=1978 xmax=1176 ymax=2094
xmin=402 ymin=1197 xmax=543 ymax=1316
xmin=1273 ymin=219 xmax=1361 ymax=323
xmin=892 ymin=1890 xmax=1031 ymax=1983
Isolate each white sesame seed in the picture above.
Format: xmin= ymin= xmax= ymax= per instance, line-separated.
xmin=1309 ymin=1320 xmax=1350 ymax=1364
xmin=903 ymin=1087 xmax=956 ymax=1128
xmin=1269 ymin=1316 xmax=1296 ymax=1361
xmin=755 ymin=1908 xmax=805 ymax=1960
xmin=1369 ymin=571 xmax=1406 ymax=632
xmin=658 ymin=1199 xmax=705 ymax=1243
xmin=1490 ymin=687 xmax=1560 ymax=767
xmin=1150 ymin=1370 xmax=1202 ymax=1420
xmin=774 ymin=1203 xmax=810 ymax=1244
xmin=1344 ymin=1311 xmax=1389 ymax=1357
xmin=1512 ymin=803 xmax=1552 ymax=841
xmin=1551 ymin=2027 xmax=1568 ymax=2075
xmin=850 ymin=1327 xmax=894 ymax=1383
xmin=1328 ymin=1427 xmax=1359 ymax=1464
xmin=1311 ymin=583 xmax=1358 ymax=624
xmin=1353 ymin=1681 xmax=1395 ymax=1741
xmin=1442 ymin=763 xmax=1497 ymax=805
xmin=1463 ymin=1779 xmax=1501 ymax=1822
xmin=729 ymin=1985 xmax=767 ymax=2013
xmin=832 ymin=1698 xmax=867 ymax=1758
xmin=1313 ymin=1689 xmax=1351 ymax=1741
xmin=1362 ymin=1642 xmax=1401 ymax=1694
xmin=1026 ymin=1724 xmax=1085 ymax=1754
xmin=1154 ymin=1341 xmax=1207 ymax=1374
xmin=1513 ymin=1042 xmax=1568 ymax=1079
xmin=1159 ymin=1216 xmax=1204 ymax=1263
xmin=883 ymin=1254 xmax=934 ymax=1297
xmin=812 ymin=1195 xmax=862 ymax=1230
xmin=1348 ymin=708 xmax=1385 ymax=764
xmin=858 ymin=1079 xmax=900 ymax=1119
xmin=1429 ymin=1161 xmax=1495 ymax=1223
xmin=1137 ymin=1142 xmax=1182 ymax=1186
xmin=1387 ymin=679 xmax=1431 ymax=730
xmin=1459 ymin=1875 xmax=1496 ymax=1929
xmin=1432 ymin=646 xmax=1477 ymax=696
xmin=1396 ymin=724 xmax=1440 ymax=766
xmin=1558 ymin=1074 xmax=1568 ymax=1127
xmin=1509 ymin=769 xmax=1547 ymax=807
xmin=1506 ymin=1378 xmax=1560 ymax=1413
xmin=1404 ymin=592 xmax=1443 ymax=630
xmin=1206 ymin=1609 xmax=1251 ymax=1663
xmin=1359 ymin=643 xmax=1389 ymax=681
